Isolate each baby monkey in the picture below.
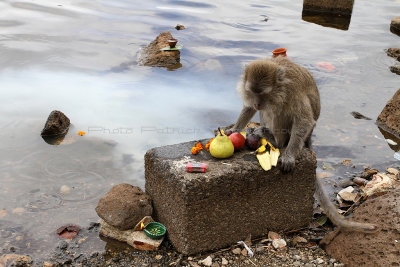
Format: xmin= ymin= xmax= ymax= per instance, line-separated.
xmin=231 ymin=56 xmax=377 ymax=233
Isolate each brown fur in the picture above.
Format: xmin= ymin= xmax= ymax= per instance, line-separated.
xmin=231 ymin=56 xmax=377 ymax=233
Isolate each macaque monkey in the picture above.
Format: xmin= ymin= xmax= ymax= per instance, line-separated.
xmin=231 ymin=56 xmax=377 ymax=233
xmin=231 ymin=56 xmax=320 ymax=172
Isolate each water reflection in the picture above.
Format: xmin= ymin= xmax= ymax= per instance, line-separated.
xmin=302 ymin=10 xmax=352 ymax=30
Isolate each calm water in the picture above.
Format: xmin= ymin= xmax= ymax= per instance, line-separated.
xmin=1 ymin=0 xmax=400 ymax=258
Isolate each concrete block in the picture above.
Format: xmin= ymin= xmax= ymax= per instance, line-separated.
xmin=303 ymin=0 xmax=354 ymax=15
xmin=145 ymin=140 xmax=316 ymax=254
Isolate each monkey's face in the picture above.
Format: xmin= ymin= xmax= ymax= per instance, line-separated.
xmin=243 ymin=80 xmax=273 ymax=110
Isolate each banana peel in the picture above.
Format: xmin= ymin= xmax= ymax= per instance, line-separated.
xmin=256 ymin=139 xmax=280 ymax=170
xmin=260 ymin=138 xmax=268 ymax=146
xmin=270 ymin=148 xmax=280 ymax=167
xmin=257 ymin=151 xmax=272 ymax=171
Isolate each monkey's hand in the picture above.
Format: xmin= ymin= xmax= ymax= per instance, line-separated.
xmin=253 ymin=127 xmax=278 ymax=147
xmin=279 ymin=153 xmax=295 ymax=172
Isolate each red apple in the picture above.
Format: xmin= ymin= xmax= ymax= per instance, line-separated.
xmin=229 ymin=132 xmax=246 ymax=150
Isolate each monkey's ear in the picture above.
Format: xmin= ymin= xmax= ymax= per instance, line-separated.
xmin=276 ymin=66 xmax=286 ymax=82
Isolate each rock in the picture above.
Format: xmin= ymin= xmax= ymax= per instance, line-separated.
xmin=272 ymin=238 xmax=287 ymax=249
xmin=232 ymin=248 xmax=242 ymax=255
xmin=41 ymin=110 xmax=70 ymax=136
xmin=350 ymin=112 xmax=371 ymax=120
xmin=0 ymin=254 xmax=32 ymax=266
xmin=337 ymin=186 xmax=357 ymax=202
xmin=175 ymin=24 xmax=185 ymax=30
xmin=391 ymin=17 xmax=400 ymax=36
xmin=60 ymin=185 xmax=71 ymax=195
xmin=353 ymin=177 xmax=368 ymax=186
xmin=221 ymin=258 xmax=228 ymax=265
xmin=99 ymin=219 xmax=164 ymax=250
xmin=293 ymin=261 xmax=301 ymax=266
xmin=189 ymin=261 xmax=201 ymax=267
xmin=303 ymin=0 xmax=354 ymax=15
xmin=386 ymin=48 xmax=400 ymax=61
xmin=387 ymin=167 xmax=399 ymax=177
xmin=11 ymin=207 xmax=24 ymax=215
xmin=145 ymin=140 xmax=316 ymax=254
xmin=198 ymin=256 xmax=212 ymax=266
xmin=211 ymin=263 xmax=219 ymax=267
xmin=317 ymin=172 xmax=334 ymax=179
xmin=241 ymin=248 xmax=247 ymax=256
xmin=268 ymin=231 xmax=281 ymax=240
xmin=43 ymin=262 xmax=54 ymax=267
xmin=377 ymin=89 xmax=400 ymax=139
xmin=316 ymin=258 xmax=324 ymax=264
xmin=138 ymin=32 xmax=180 ymax=68
xmin=293 ymin=255 xmax=301 ymax=260
xmin=321 ymin=186 xmax=400 ymax=267
xmin=341 ymin=159 xmax=352 ymax=166
xmin=95 ymin=183 xmax=152 ymax=230
xmin=390 ymin=65 xmax=400 ymax=75
xmin=292 ymin=236 xmax=307 ymax=246
xmin=155 ymin=255 xmax=162 ymax=260
xmin=360 ymin=168 xmax=379 ymax=179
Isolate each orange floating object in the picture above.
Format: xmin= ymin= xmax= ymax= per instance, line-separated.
xmin=316 ymin=62 xmax=335 ymax=71
xmin=78 ymin=131 xmax=86 ymax=136
xmin=272 ymin=48 xmax=287 ymax=58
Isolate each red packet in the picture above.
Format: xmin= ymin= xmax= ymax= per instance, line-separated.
xmin=187 ymin=162 xmax=207 ymax=173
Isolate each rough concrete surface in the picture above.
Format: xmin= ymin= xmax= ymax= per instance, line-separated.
xmin=138 ymin=31 xmax=180 ymax=68
xmin=321 ymin=185 xmax=400 ymax=267
xmin=145 ymin=140 xmax=316 ymax=254
xmin=303 ymin=0 xmax=354 ymax=15
xmin=96 ymin=183 xmax=153 ymax=230
xmin=377 ymin=89 xmax=400 ymax=139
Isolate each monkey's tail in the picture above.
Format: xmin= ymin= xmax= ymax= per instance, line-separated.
xmin=315 ymin=178 xmax=378 ymax=233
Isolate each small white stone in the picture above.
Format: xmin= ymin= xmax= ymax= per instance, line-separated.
xmin=60 ymin=185 xmax=71 ymax=195
xmin=272 ymin=238 xmax=287 ymax=249
xmin=221 ymin=257 xmax=228 ymax=265
xmin=316 ymin=258 xmax=324 ymax=264
xmin=155 ymin=255 xmax=162 ymax=260
xmin=199 ymin=256 xmax=212 ymax=266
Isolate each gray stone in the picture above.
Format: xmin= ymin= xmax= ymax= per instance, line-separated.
xmin=41 ymin=110 xmax=70 ymax=136
xmin=377 ymin=89 xmax=400 ymax=139
xmin=96 ymin=183 xmax=152 ymax=230
xmin=391 ymin=17 xmax=400 ymax=36
xmin=145 ymin=140 xmax=316 ymax=254
xmin=138 ymin=32 xmax=180 ymax=68
xmin=390 ymin=65 xmax=400 ymax=75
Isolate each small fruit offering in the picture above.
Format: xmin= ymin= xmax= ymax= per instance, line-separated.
xmin=245 ymin=133 xmax=260 ymax=150
xmin=229 ymin=132 xmax=245 ymax=150
xmin=210 ymin=128 xmax=234 ymax=159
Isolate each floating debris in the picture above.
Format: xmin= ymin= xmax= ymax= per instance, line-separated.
xmin=56 ymin=224 xmax=80 ymax=239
